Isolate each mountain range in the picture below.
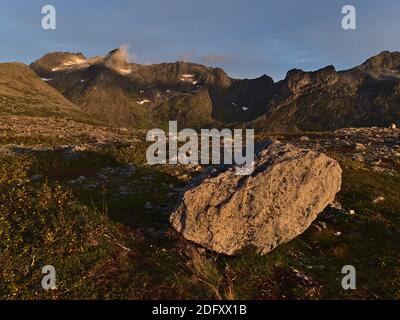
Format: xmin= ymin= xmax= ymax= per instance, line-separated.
xmin=1 ymin=48 xmax=400 ymax=132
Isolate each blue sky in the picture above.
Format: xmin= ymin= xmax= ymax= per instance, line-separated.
xmin=1 ymin=0 xmax=400 ymax=80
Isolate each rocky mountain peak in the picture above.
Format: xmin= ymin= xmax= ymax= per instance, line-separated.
xmin=104 ymin=47 xmax=131 ymax=73
xmin=283 ymin=65 xmax=338 ymax=95
xmin=359 ymin=50 xmax=400 ymax=74
xmin=30 ymin=52 xmax=87 ymax=77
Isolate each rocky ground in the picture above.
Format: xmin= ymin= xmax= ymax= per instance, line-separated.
xmin=0 ymin=115 xmax=143 ymax=153
xmin=272 ymin=126 xmax=400 ymax=173
xmin=1 ymin=116 xmax=399 ymax=300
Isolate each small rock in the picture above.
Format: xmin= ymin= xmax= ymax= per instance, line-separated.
xmin=348 ymin=209 xmax=356 ymax=216
xmin=53 ymin=145 xmax=70 ymax=151
xmin=372 ymin=159 xmax=382 ymax=166
xmin=389 ymin=123 xmax=397 ymax=130
xmin=72 ymin=145 xmax=87 ymax=152
xmin=179 ymin=174 xmax=190 ymax=182
xmin=118 ymin=185 xmax=131 ymax=196
xmin=76 ymin=176 xmax=86 ymax=183
xmin=312 ymin=224 xmax=323 ymax=232
xmin=69 ymin=176 xmax=86 ymax=184
xmin=86 ymin=182 xmax=99 ymax=189
xmin=372 ymin=196 xmax=385 ymax=204
xmin=354 ymin=143 xmax=366 ymax=151
xmin=325 ymin=201 xmax=346 ymax=215
xmin=353 ymin=154 xmax=364 ymax=162
xmin=318 ymin=221 xmax=327 ymax=229
xmin=291 ymin=268 xmax=311 ymax=281
xmin=312 ymin=221 xmax=327 ymax=232
xmin=299 ymin=136 xmax=310 ymax=142
xmin=373 ymin=166 xmax=385 ymax=172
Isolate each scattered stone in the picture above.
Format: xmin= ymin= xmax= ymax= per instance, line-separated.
xmin=390 ymin=123 xmax=397 ymax=130
xmin=318 ymin=221 xmax=327 ymax=229
xmin=373 ymin=166 xmax=386 ymax=173
xmin=299 ymin=136 xmax=310 ymax=142
xmin=0 ymin=115 xmax=143 ymax=158
xmin=72 ymin=145 xmax=87 ymax=152
xmin=68 ymin=175 xmax=86 ymax=184
xmin=372 ymin=196 xmax=385 ymax=204
xmin=170 ymin=141 xmax=342 ymax=255
xmin=327 ymin=201 xmax=345 ymax=212
xmin=291 ymin=268 xmax=311 ymax=282
xmin=76 ymin=176 xmax=86 ymax=183
xmin=86 ymin=182 xmax=99 ymax=189
xmin=352 ymin=154 xmax=364 ymax=162
xmin=100 ymin=165 xmax=136 ymax=177
xmin=334 ymin=231 xmax=342 ymax=237
xmin=53 ymin=145 xmax=70 ymax=151
xmin=179 ymin=174 xmax=190 ymax=182
xmin=312 ymin=224 xmax=323 ymax=232
xmin=284 ymin=126 xmax=399 ymax=173
xmin=312 ymin=221 xmax=328 ymax=232
xmin=118 ymin=185 xmax=131 ymax=196
xmin=348 ymin=209 xmax=356 ymax=216
xmin=354 ymin=143 xmax=366 ymax=151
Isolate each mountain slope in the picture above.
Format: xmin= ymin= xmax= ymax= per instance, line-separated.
xmin=0 ymin=62 xmax=95 ymax=122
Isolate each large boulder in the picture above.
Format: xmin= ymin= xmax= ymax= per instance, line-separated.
xmin=170 ymin=140 xmax=342 ymax=255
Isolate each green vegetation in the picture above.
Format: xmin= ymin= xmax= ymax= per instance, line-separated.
xmin=1 ymin=137 xmax=399 ymax=300
xmin=0 ymin=156 xmax=110 ymax=299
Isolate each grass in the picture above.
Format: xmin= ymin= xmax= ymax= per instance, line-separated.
xmin=1 ymin=135 xmax=399 ymax=299
xmin=0 ymin=157 xmax=111 ymax=299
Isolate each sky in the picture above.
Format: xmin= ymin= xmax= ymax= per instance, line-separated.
xmin=1 ymin=0 xmax=400 ymax=80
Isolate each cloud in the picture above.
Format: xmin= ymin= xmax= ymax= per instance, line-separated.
xmin=178 ymin=49 xmax=196 ymax=61
xmin=202 ymin=54 xmax=231 ymax=64
xmin=119 ymin=43 xmax=135 ymax=63
xmin=104 ymin=43 xmax=135 ymax=74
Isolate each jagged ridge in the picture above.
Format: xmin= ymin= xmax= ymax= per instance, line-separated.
xmin=29 ymin=49 xmax=400 ymax=131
